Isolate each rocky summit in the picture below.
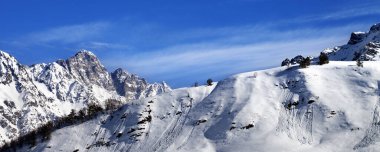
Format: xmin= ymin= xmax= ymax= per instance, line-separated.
xmin=0 ymin=50 xmax=171 ymax=146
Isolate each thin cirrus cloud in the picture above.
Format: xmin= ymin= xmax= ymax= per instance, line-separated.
xmin=79 ymin=41 xmax=131 ymax=50
xmin=2 ymin=3 xmax=378 ymax=87
xmin=319 ymin=5 xmax=380 ymax=20
xmin=292 ymin=5 xmax=380 ymax=23
xmin=8 ymin=3 xmax=376 ymax=50
xmin=102 ymin=23 xmax=368 ymax=87
xmin=22 ymin=22 xmax=110 ymax=44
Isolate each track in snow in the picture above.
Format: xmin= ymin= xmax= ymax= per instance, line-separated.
xmin=354 ymin=81 xmax=380 ymax=150
xmin=149 ymin=96 xmax=193 ymax=152
xmin=276 ymin=76 xmax=314 ymax=144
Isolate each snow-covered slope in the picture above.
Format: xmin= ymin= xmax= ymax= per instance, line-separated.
xmin=284 ymin=23 xmax=380 ymax=64
xmin=28 ymin=61 xmax=380 ymax=152
xmin=0 ymin=50 xmax=171 ymax=146
xmin=325 ymin=24 xmax=380 ymax=61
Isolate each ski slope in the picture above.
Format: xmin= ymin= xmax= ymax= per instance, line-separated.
xmin=24 ymin=61 xmax=380 ymax=152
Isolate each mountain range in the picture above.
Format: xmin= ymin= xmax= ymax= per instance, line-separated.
xmin=0 ymin=50 xmax=171 ymax=146
xmin=1 ymin=22 xmax=380 ymax=152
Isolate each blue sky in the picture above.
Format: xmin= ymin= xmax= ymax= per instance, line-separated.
xmin=0 ymin=0 xmax=379 ymax=88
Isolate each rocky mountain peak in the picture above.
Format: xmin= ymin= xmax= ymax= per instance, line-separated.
xmin=63 ymin=50 xmax=114 ymax=90
xmin=111 ymin=68 xmax=146 ymax=98
xmin=0 ymin=50 xmax=20 ymax=84
xmin=75 ymin=49 xmax=96 ymax=57
xmin=0 ymin=50 xmax=172 ymax=146
xmin=0 ymin=50 xmax=13 ymax=59
xmin=348 ymin=32 xmax=367 ymax=45
xmin=70 ymin=49 xmax=102 ymax=66
xmin=110 ymin=68 xmax=171 ymax=100
xmin=0 ymin=50 xmax=19 ymax=65
xmin=71 ymin=50 xmax=99 ymax=64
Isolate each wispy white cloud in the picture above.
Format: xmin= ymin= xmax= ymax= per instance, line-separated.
xmin=79 ymin=41 xmax=131 ymax=50
xmin=292 ymin=5 xmax=380 ymax=23
xmin=103 ymin=23 xmax=368 ymax=86
xmin=2 ymin=2 xmax=377 ymax=87
xmin=23 ymin=22 xmax=110 ymax=44
xmin=320 ymin=9 xmax=380 ymax=21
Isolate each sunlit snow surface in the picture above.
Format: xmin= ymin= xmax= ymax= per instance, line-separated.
xmin=27 ymin=61 xmax=380 ymax=152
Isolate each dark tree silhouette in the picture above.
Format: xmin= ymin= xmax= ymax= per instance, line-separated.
xmin=318 ymin=52 xmax=329 ymax=65
xmin=207 ymin=79 xmax=213 ymax=86
xmin=357 ymin=59 xmax=363 ymax=67
xmin=300 ymin=57 xmax=311 ymax=68
xmin=0 ymin=99 xmax=124 ymax=151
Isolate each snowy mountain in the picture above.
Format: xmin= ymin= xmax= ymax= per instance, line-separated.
xmin=7 ymin=22 xmax=379 ymax=152
xmin=4 ymin=23 xmax=380 ymax=152
xmin=0 ymin=50 xmax=171 ymax=146
xmin=24 ymin=61 xmax=380 ymax=152
xmin=284 ymin=23 xmax=380 ymax=64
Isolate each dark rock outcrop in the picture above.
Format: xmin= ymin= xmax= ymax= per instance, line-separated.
xmin=348 ymin=32 xmax=367 ymax=45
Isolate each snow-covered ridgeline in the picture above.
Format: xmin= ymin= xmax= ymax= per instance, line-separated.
xmin=28 ymin=61 xmax=380 ymax=152
xmin=284 ymin=23 xmax=380 ymax=65
xmin=4 ymin=22 xmax=380 ymax=152
xmin=0 ymin=50 xmax=171 ymax=146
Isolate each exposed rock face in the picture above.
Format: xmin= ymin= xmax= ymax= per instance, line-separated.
xmin=325 ymin=24 xmax=380 ymax=61
xmin=0 ymin=51 xmax=19 ymax=85
xmin=57 ymin=50 xmax=114 ymax=90
xmin=290 ymin=55 xmax=305 ymax=64
xmin=353 ymin=41 xmax=380 ymax=61
xmin=348 ymin=32 xmax=366 ymax=45
xmin=281 ymin=55 xmax=312 ymax=66
xmin=0 ymin=50 xmax=171 ymax=146
xmin=111 ymin=68 xmax=171 ymax=100
xmin=281 ymin=58 xmax=290 ymax=66
xmin=111 ymin=68 xmax=146 ymax=99
xmin=0 ymin=51 xmax=55 ymax=141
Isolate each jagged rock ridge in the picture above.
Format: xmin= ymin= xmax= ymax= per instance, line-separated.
xmin=111 ymin=68 xmax=171 ymax=100
xmin=0 ymin=50 xmax=171 ymax=146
